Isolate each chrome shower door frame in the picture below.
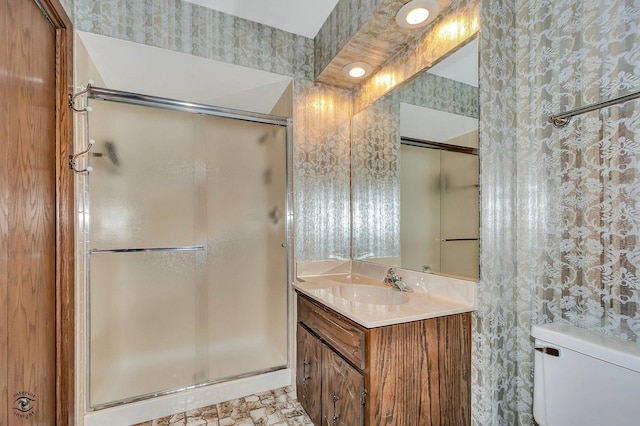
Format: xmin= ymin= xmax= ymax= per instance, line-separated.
xmin=77 ymin=85 xmax=294 ymax=411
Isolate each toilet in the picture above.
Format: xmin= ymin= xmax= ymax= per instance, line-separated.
xmin=532 ymin=322 xmax=640 ymax=426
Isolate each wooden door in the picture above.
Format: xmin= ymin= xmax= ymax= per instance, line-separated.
xmin=322 ymin=346 xmax=364 ymax=426
xmin=0 ymin=0 xmax=73 ymax=424
xmin=296 ymin=324 xmax=323 ymax=425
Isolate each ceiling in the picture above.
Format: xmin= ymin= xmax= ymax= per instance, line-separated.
xmin=184 ymin=0 xmax=476 ymax=91
xmin=78 ymin=31 xmax=293 ymax=114
xmin=401 ymin=39 xmax=479 ymax=143
xmin=183 ymin=0 xmax=340 ymax=38
xmin=427 ymin=38 xmax=478 ymax=87
xmin=78 ymin=1 xmax=477 ymax=111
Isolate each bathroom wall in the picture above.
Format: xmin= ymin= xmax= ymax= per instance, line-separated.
xmin=479 ymin=0 xmax=640 ymax=424
xmin=476 ymin=0 xmax=519 ymax=423
xmin=63 ymin=0 xmax=640 ymax=424
xmin=513 ymin=0 xmax=640 ymax=424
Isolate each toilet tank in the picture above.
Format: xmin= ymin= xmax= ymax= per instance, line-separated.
xmin=532 ymin=322 xmax=640 ymax=426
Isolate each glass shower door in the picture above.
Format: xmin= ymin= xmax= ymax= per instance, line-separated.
xmin=440 ymin=150 xmax=479 ymax=279
xmin=203 ymin=116 xmax=288 ymax=381
xmin=87 ymin=98 xmax=288 ymax=409
xmin=400 ymin=144 xmax=478 ymax=278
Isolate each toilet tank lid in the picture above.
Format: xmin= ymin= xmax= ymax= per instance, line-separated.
xmin=531 ymin=323 xmax=640 ymax=373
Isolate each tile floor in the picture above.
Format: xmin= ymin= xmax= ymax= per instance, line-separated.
xmin=132 ymin=386 xmax=314 ymax=426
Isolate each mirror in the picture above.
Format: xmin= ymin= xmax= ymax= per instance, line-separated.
xmin=351 ymin=37 xmax=479 ymax=280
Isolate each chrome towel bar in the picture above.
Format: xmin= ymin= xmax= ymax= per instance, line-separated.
xmin=549 ymin=89 xmax=640 ymax=128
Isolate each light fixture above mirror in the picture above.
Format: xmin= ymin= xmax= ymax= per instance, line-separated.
xmin=396 ymin=0 xmax=441 ymax=29
xmin=342 ymin=62 xmax=373 ymax=79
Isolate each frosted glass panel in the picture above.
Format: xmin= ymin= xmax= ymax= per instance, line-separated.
xmin=399 ymin=146 xmax=479 ymax=278
xmin=203 ymin=117 xmax=288 ymax=380
xmin=90 ymin=251 xmax=202 ymax=406
xmin=89 ymin=102 xmax=199 ymax=249
xmin=441 ymin=150 xmax=479 ymax=279
xmin=441 ymin=240 xmax=479 ymax=279
xmin=87 ymin=100 xmax=288 ymax=408
xmin=441 ymin=151 xmax=479 ymax=240
xmin=400 ymin=144 xmax=441 ymax=273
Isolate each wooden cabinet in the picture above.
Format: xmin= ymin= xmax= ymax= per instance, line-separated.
xmin=297 ymin=323 xmax=365 ymax=426
xmin=296 ymin=324 xmax=323 ymax=425
xmin=321 ymin=344 xmax=365 ymax=426
xmin=296 ymin=292 xmax=471 ymax=426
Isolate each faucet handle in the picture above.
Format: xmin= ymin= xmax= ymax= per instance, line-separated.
xmin=385 ymin=267 xmax=400 ymax=282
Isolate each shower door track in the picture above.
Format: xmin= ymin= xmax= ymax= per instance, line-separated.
xmin=89 ymin=364 xmax=287 ymax=411
xmin=75 ymin=84 xmax=290 ymax=126
xmin=401 ymin=136 xmax=478 ymax=155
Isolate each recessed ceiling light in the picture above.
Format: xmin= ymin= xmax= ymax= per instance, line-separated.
xmin=396 ymin=0 xmax=441 ymax=29
xmin=342 ymin=62 xmax=372 ymax=79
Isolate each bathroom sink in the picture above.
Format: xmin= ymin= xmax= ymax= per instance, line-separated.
xmin=330 ymin=285 xmax=409 ymax=305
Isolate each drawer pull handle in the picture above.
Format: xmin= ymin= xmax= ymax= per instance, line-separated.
xmin=302 ymin=360 xmax=310 ymax=384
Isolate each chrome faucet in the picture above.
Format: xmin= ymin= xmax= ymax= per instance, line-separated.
xmin=384 ymin=268 xmax=413 ymax=292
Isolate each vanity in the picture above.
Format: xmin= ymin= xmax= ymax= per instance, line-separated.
xmin=293 ymin=263 xmax=475 ymax=426
xmin=294 ymin=16 xmax=480 ymax=425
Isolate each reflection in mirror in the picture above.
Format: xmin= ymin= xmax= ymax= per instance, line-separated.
xmin=351 ymin=38 xmax=479 ymax=280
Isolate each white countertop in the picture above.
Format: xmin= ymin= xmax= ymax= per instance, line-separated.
xmin=293 ymin=272 xmax=476 ymax=328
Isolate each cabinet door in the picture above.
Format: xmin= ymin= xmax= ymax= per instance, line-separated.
xmin=322 ymin=346 xmax=364 ymax=426
xmin=296 ymin=324 xmax=322 ymax=425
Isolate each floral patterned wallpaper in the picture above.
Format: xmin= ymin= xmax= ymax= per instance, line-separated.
xmin=351 ymin=97 xmax=401 ymax=261
xmin=518 ymin=0 xmax=640 ymax=341
xmin=72 ymin=0 xmax=315 ymax=81
xmin=476 ymin=0 xmax=519 ymax=423
xmin=477 ymin=0 xmax=640 ymax=424
xmin=351 ymin=72 xmax=478 ymax=262
xmin=294 ymin=81 xmax=352 ymax=261
xmin=511 ymin=0 xmax=640 ymax=424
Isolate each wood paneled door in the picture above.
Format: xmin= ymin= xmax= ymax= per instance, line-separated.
xmin=0 ymin=0 xmax=74 ymax=424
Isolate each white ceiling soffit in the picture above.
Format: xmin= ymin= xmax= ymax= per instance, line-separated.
xmin=77 ymin=31 xmax=292 ymax=114
xmin=183 ymin=0 xmax=340 ymax=38
xmin=427 ymin=38 xmax=478 ymax=87
xmin=400 ymin=103 xmax=478 ymax=143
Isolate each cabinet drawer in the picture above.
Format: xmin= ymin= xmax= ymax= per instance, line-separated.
xmin=297 ymin=294 xmax=365 ymax=369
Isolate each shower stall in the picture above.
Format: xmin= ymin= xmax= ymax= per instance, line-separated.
xmin=74 ymin=86 xmax=291 ymax=412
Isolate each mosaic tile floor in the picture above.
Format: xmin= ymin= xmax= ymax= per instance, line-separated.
xmin=132 ymin=386 xmax=314 ymax=426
